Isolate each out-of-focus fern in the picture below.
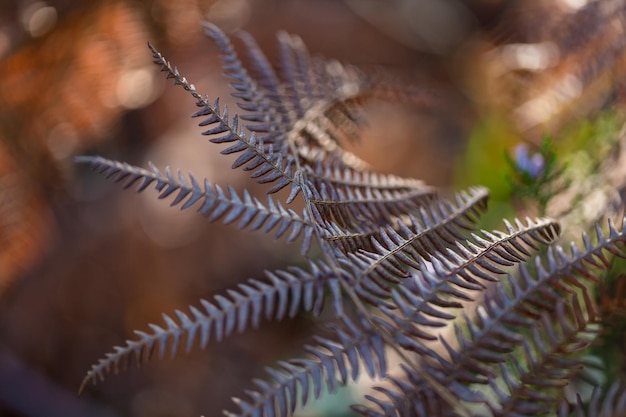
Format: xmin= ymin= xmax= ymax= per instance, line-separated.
xmin=76 ymin=22 xmax=626 ymax=417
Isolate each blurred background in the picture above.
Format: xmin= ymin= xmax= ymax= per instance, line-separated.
xmin=1 ymin=0 xmax=626 ymax=416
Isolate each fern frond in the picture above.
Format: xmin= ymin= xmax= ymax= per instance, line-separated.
xmin=417 ymin=222 xmax=621 ymax=396
xmin=527 ymin=216 xmax=626 ymax=294
xmin=318 ymin=218 xmax=380 ymax=256
xmin=205 ymin=23 xmax=368 ymax=167
xmin=344 ymin=187 xmax=489 ymax=296
xmin=149 ymin=43 xmax=299 ymax=197
xmin=305 ymin=168 xmax=437 ymax=254
xmin=418 ymin=219 xmax=625 ymax=395
xmin=226 ymin=317 xmax=387 ymax=417
xmin=362 ymin=292 xmax=600 ymax=417
xmin=308 ymin=162 xmax=430 ymax=193
xmin=237 ymin=31 xmax=366 ymax=156
xmin=283 ymin=37 xmax=363 ymax=122
xmin=193 ymin=99 xmax=298 ymax=194
xmin=75 ymin=155 xmax=313 ymax=253
xmin=79 ymin=260 xmax=344 ymax=394
xmin=236 ymin=31 xmax=284 ymax=104
xmin=373 ymin=265 xmax=479 ymax=343
xmin=354 ymin=366 xmax=459 ymax=417
xmin=357 ymin=218 xmax=624 ymax=416
xmin=308 ymin=175 xmax=436 ymax=227
xmin=396 ymin=216 xmax=624 ymax=415
xmin=275 ymin=30 xmax=313 ymax=119
xmin=421 ymin=216 xmax=561 ymax=286
xmin=303 ymin=166 xmax=437 ymax=257
xmin=254 ymin=31 xmax=369 ymax=164
xmin=490 ymin=295 xmax=600 ymax=417
xmin=77 ymin=20 xmax=626 ymax=417
xmin=368 ymin=186 xmax=489 ymax=263
xmin=202 ymin=22 xmax=290 ymax=148
xmin=537 ymin=219 xmax=626 ymax=287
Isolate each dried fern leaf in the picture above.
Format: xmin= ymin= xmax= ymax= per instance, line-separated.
xmin=425 ymin=218 xmax=626 ymax=395
xmin=365 ymin=294 xmax=600 ymax=417
xmin=314 ymin=95 xmax=367 ymax=145
xmin=345 ymin=187 xmax=489 ymax=298
xmin=422 ymin=214 xmax=624 ymax=410
xmin=317 ymin=218 xmax=396 ymax=259
xmin=226 ymin=317 xmax=386 ymax=417
xmin=76 ymin=19 xmax=626 ymax=417
xmin=424 ymin=226 xmax=620 ymax=396
xmin=358 ymin=217 xmax=623 ymax=417
xmin=206 ymin=23 xmax=370 ymax=170
xmin=526 ymin=216 xmax=626 ymax=295
xmin=75 ymin=156 xmax=314 ymax=253
xmin=373 ymin=266 xmax=477 ymax=343
xmin=292 ymin=113 xmax=369 ymax=169
xmin=275 ymin=30 xmax=314 ymax=119
xmin=422 ymin=217 xmax=561 ymax=287
xmin=304 ymin=167 xmax=438 ymax=259
xmin=149 ymin=43 xmax=300 ymax=198
xmin=235 ymin=31 xmax=284 ymax=105
xmin=273 ymin=30 xmax=362 ymax=119
xmin=368 ymin=186 xmax=489 ymax=264
xmin=283 ymin=54 xmax=367 ymax=155
xmin=307 ymin=174 xmax=436 ymax=227
xmin=79 ymin=260 xmax=343 ymax=394
xmin=202 ymin=22 xmax=291 ymax=149
xmin=452 ymin=286 xmax=597 ymax=394
xmin=308 ymin=161 xmax=430 ymax=193
xmin=354 ymin=366 xmax=460 ymax=417
xmin=489 ymin=296 xmax=600 ymax=417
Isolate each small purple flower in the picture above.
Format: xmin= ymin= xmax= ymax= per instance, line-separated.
xmin=513 ymin=144 xmax=544 ymax=178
